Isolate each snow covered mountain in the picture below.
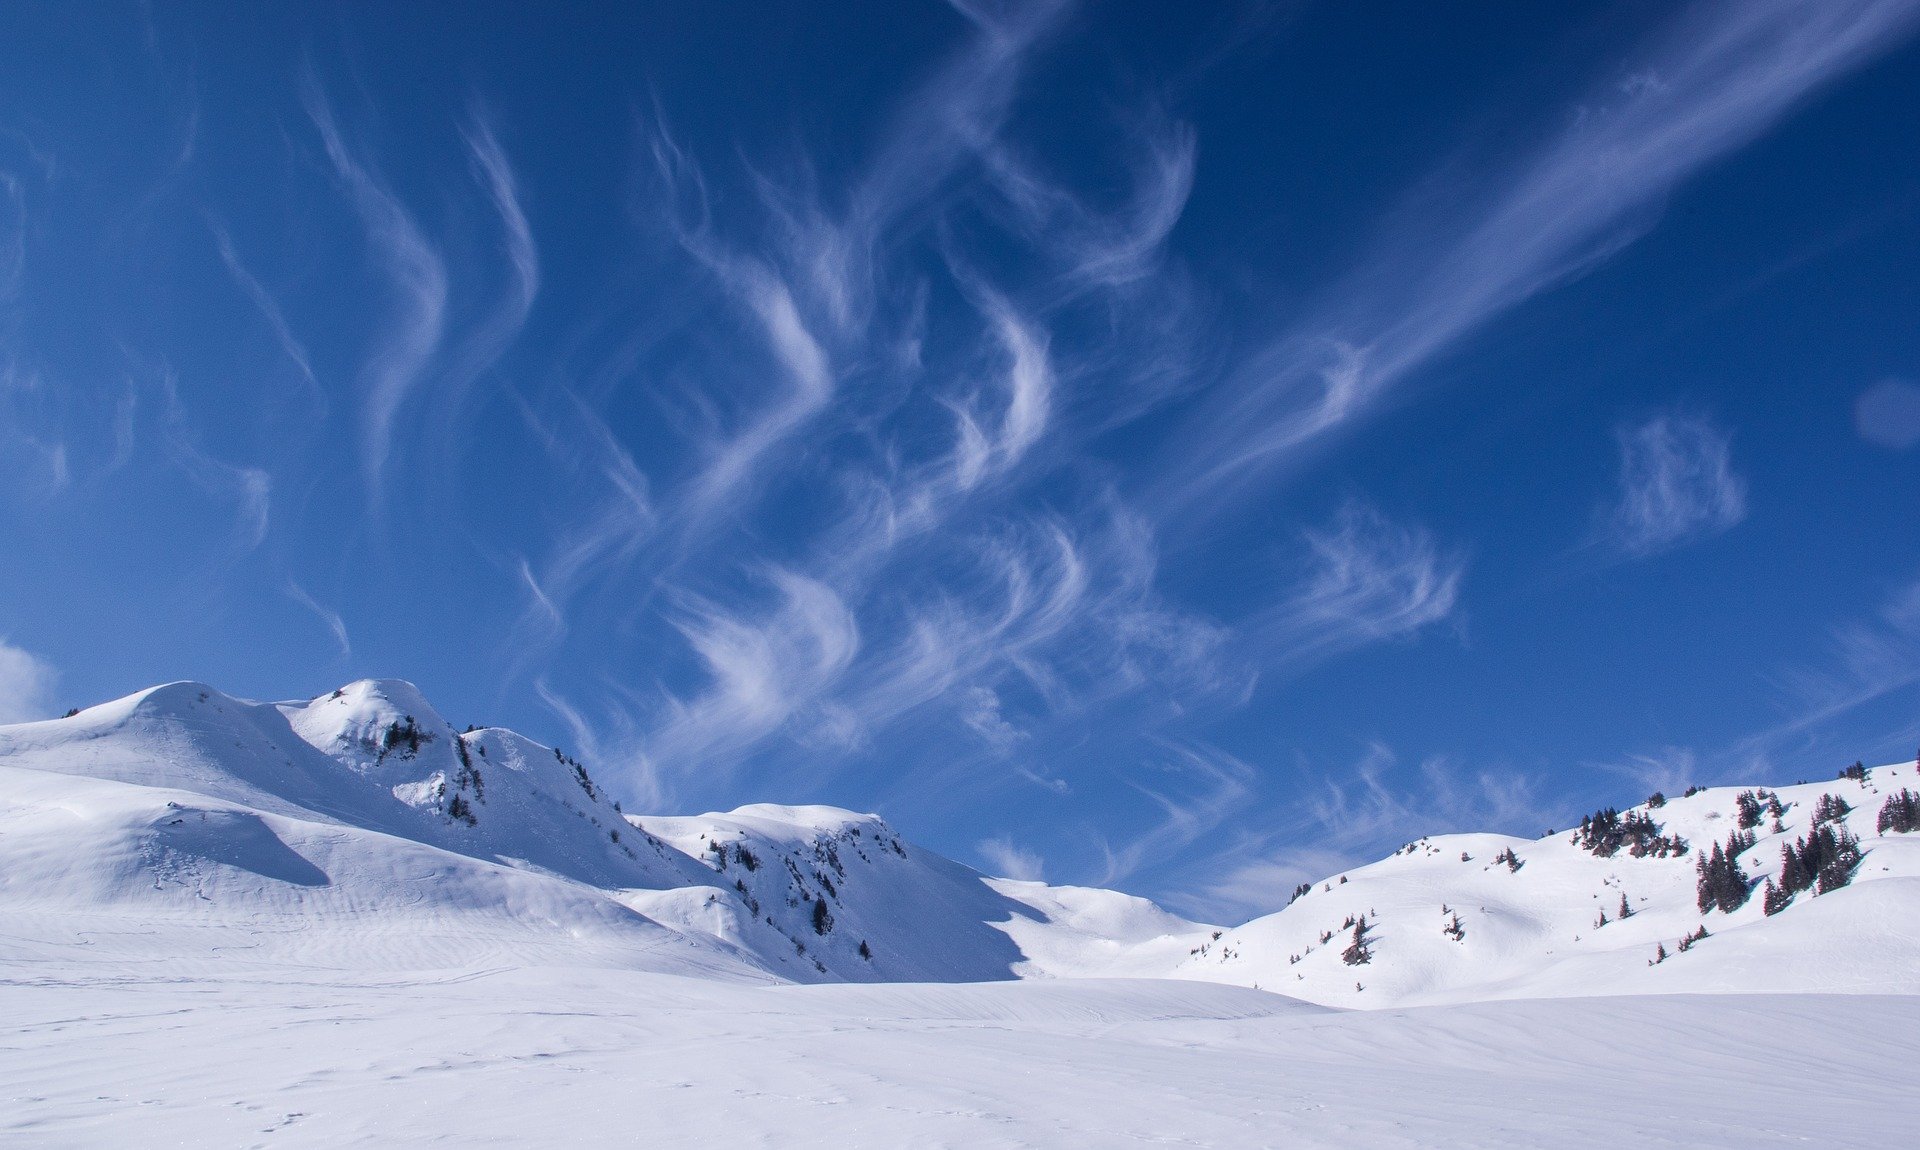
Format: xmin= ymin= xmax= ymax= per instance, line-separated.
xmin=3 ymin=677 xmax=1917 ymax=1005
xmin=0 ymin=679 xmax=1214 ymax=984
xmin=6 ymin=677 xmax=1920 ymax=1146
xmin=1174 ymin=769 xmax=1920 ymax=1007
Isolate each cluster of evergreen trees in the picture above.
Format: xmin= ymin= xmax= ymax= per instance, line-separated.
xmin=1675 ymin=924 xmax=1709 ymax=953
xmin=1780 ymin=823 xmax=1862 ymax=897
xmin=1572 ymin=807 xmax=1688 ymax=858
xmin=1491 ymin=847 xmax=1524 ymax=871
xmin=446 ymin=793 xmax=477 ymax=826
xmin=1876 ymin=789 xmax=1920 ymax=835
xmin=1733 ymin=789 xmax=1784 ymax=831
xmin=1695 ymin=836 xmax=1751 ymax=914
xmin=376 ymin=714 xmax=432 ymax=759
xmin=1812 ymin=793 xmax=1852 ymax=826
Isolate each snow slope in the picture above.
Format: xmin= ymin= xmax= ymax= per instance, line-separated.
xmin=0 ymin=680 xmax=1210 ymax=984
xmin=5 ymin=678 xmax=1920 ymax=1145
xmin=1175 ymin=769 xmax=1920 ymax=1007
xmin=6 ymin=951 xmax=1915 ymax=1147
xmin=631 ymin=804 xmax=1216 ymax=983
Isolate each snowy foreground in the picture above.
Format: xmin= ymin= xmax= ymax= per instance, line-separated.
xmin=4 ymin=679 xmax=1918 ymax=1145
xmin=10 ymin=954 xmax=1917 ymax=1147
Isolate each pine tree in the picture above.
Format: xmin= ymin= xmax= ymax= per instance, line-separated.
xmin=1779 ymin=842 xmax=1811 ymax=895
xmin=1617 ymin=893 xmax=1633 ymax=920
xmin=1695 ymin=843 xmax=1748 ymax=913
xmin=811 ymin=896 xmax=834 ymax=935
xmin=1816 ymin=828 xmax=1862 ymax=895
xmin=1877 ymin=789 xmax=1920 ymax=835
xmin=1761 ymin=878 xmax=1791 ymax=916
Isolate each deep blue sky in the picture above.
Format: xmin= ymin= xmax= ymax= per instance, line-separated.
xmin=3 ymin=0 xmax=1918 ymax=918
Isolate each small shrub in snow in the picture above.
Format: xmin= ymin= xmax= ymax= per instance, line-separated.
xmin=1341 ymin=920 xmax=1372 ymax=966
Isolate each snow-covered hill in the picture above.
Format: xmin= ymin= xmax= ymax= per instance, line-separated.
xmin=1174 ymin=770 xmax=1920 ymax=1007
xmin=0 ymin=679 xmax=1212 ymax=984
xmin=3 ymin=677 xmax=1917 ymax=1007
xmin=6 ymin=677 xmax=1920 ymax=1146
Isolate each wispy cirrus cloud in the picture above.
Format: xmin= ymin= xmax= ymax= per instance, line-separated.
xmin=305 ymin=80 xmax=449 ymax=497
xmin=208 ymin=220 xmax=321 ymax=403
xmin=640 ymin=569 xmax=861 ymax=782
xmin=1165 ymin=0 xmax=1920 ymax=510
xmin=1097 ymin=740 xmax=1256 ymax=887
xmin=1256 ymin=502 xmax=1465 ymax=670
xmin=154 ymin=366 xmax=270 ymax=550
xmin=1595 ymin=409 xmax=1746 ymax=558
xmin=284 ymin=581 xmax=351 ymax=662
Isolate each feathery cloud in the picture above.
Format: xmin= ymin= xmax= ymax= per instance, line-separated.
xmin=306 ymin=81 xmax=448 ymax=496
xmin=1599 ymin=410 xmax=1746 ymax=558
xmin=1257 ymin=502 xmax=1465 ymax=670
xmin=1167 ymin=0 xmax=1920 ymax=508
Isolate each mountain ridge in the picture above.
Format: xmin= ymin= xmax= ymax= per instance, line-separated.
xmin=4 ymin=677 xmax=1916 ymax=1006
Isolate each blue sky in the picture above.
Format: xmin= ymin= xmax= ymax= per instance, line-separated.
xmin=3 ymin=0 xmax=1919 ymax=919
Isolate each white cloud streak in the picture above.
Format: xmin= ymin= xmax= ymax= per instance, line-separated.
xmin=284 ymin=581 xmax=351 ymax=662
xmin=443 ymin=110 xmax=539 ymax=415
xmin=1098 ymin=740 xmax=1256 ymax=887
xmin=641 ymin=569 xmax=861 ymax=780
xmin=1256 ymin=502 xmax=1465 ymax=669
xmin=306 ymin=81 xmax=449 ymax=497
xmin=156 ymin=368 xmax=270 ymax=549
xmin=208 ymin=220 xmax=321 ymax=399
xmin=1170 ymin=0 xmax=1920 ymax=507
